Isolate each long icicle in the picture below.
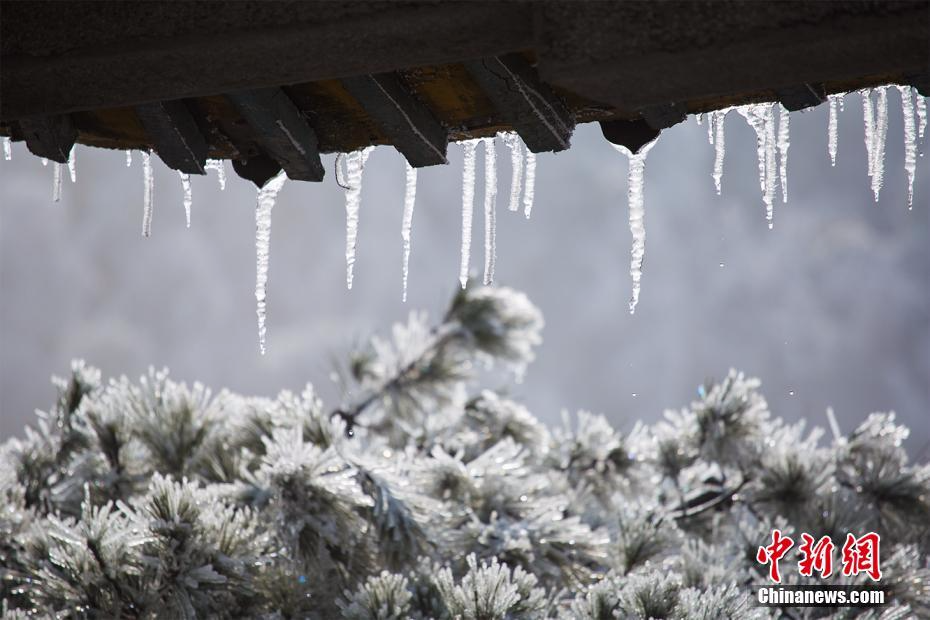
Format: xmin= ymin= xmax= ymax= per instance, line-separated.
xmin=611 ymin=139 xmax=657 ymax=315
xmin=738 ymin=103 xmax=776 ymax=228
xmin=52 ymin=163 xmax=62 ymax=202
xmin=179 ymin=172 xmax=193 ymax=227
xmin=255 ymin=171 xmax=288 ymax=355
xmin=707 ymin=111 xmax=716 ymax=145
xmin=897 ymin=86 xmax=917 ymax=209
xmin=205 ymin=159 xmax=227 ymax=190
xmin=712 ymin=109 xmax=726 ymax=194
xmin=871 ymin=86 xmax=889 ymax=202
xmin=141 ymin=151 xmax=154 ymax=237
xmin=917 ymin=93 xmax=927 ymax=144
xmin=68 ymin=146 xmax=77 ymax=183
xmin=502 ymin=132 xmax=524 ymax=212
xmin=401 ymin=162 xmax=417 ymax=302
xmin=126 ymin=150 xmax=133 ymax=167
xmin=482 ymin=137 xmax=498 ymax=285
xmin=862 ymin=90 xmax=876 ymax=182
xmin=523 ymin=149 xmax=537 ymax=219
xmin=459 ymin=140 xmax=478 ymax=289
xmin=827 ymin=94 xmax=840 ymax=166
xmin=777 ymin=105 xmax=790 ymax=204
xmin=343 ymin=146 xmax=374 ymax=290
xmin=2 ymin=137 xmax=10 ymax=160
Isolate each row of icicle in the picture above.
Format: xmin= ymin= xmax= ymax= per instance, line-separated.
xmin=1 ymin=85 xmax=925 ymax=354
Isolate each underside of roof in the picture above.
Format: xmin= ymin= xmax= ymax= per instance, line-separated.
xmin=1 ymin=1 xmax=927 ymax=186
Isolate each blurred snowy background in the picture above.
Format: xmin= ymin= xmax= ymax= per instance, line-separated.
xmin=1 ymin=94 xmax=928 ymax=456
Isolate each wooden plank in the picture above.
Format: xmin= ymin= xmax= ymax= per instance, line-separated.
xmin=135 ymin=100 xmax=209 ymax=174
xmin=640 ymin=103 xmax=687 ymax=130
xmin=776 ymin=83 xmax=826 ymax=111
xmin=341 ymin=73 xmax=447 ymax=167
xmin=464 ymin=54 xmax=574 ymax=153
xmin=599 ymin=119 xmax=660 ymax=155
xmin=18 ymin=114 xmax=77 ymax=162
xmin=227 ymin=88 xmax=325 ymax=182
xmin=232 ymin=154 xmax=283 ymax=188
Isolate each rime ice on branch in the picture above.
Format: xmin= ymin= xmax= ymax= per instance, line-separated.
xmin=482 ymin=137 xmax=498 ymax=285
xmin=459 ymin=139 xmax=479 ymax=289
xmin=611 ymin=139 xmax=657 ymax=315
xmin=401 ymin=162 xmax=417 ymax=302
xmin=254 ymin=170 xmax=288 ymax=355
xmin=141 ymin=151 xmax=154 ymax=237
xmin=342 ymin=147 xmax=375 ymax=290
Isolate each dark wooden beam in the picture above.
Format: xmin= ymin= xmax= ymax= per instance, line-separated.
xmin=232 ymin=154 xmax=283 ymax=188
xmin=226 ymin=88 xmax=325 ymax=182
xmin=341 ymin=73 xmax=447 ymax=167
xmin=776 ymin=84 xmax=827 ymax=112
xmin=464 ymin=54 xmax=574 ymax=153
xmin=640 ymin=103 xmax=687 ymax=131
xmin=599 ymin=119 xmax=660 ymax=155
xmin=18 ymin=114 xmax=77 ymax=163
xmin=135 ymin=100 xmax=209 ymax=174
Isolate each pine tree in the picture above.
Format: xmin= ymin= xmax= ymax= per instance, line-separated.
xmin=1 ymin=286 xmax=928 ymax=619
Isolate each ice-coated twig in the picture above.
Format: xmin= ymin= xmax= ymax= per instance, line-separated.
xmin=179 ymin=172 xmax=193 ymax=227
xmin=141 ymin=151 xmax=154 ymax=237
xmin=482 ymin=137 xmax=498 ymax=285
xmin=777 ymin=105 xmax=790 ymax=204
xmin=255 ymin=170 xmax=288 ymax=355
xmin=459 ymin=139 xmax=479 ymax=289
xmin=342 ymin=147 xmax=374 ymax=289
xmin=401 ymin=162 xmax=417 ymax=302
xmin=612 ymin=139 xmax=657 ymax=314
xmin=523 ymin=150 xmax=537 ymax=219
xmin=501 ymin=132 xmax=525 ymax=212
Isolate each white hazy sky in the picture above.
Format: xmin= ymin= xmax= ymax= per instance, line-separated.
xmin=1 ymin=94 xmax=928 ymax=457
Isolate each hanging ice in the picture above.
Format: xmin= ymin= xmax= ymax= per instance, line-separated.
xmin=501 ymin=132 xmax=524 ymax=212
xmin=179 ymin=172 xmax=193 ymax=227
xmin=737 ymin=103 xmax=777 ymax=229
xmin=41 ymin=158 xmax=48 ymax=166
xmin=707 ymin=111 xmax=716 ymax=145
xmin=827 ymin=94 xmax=840 ymax=166
xmin=68 ymin=146 xmax=77 ymax=183
xmin=459 ymin=139 xmax=479 ymax=289
xmin=611 ymin=139 xmax=657 ymax=315
xmin=917 ymin=93 xmax=927 ymax=143
xmin=126 ymin=150 xmax=133 ymax=167
xmin=712 ymin=109 xmax=727 ymax=195
xmin=777 ymin=105 xmax=790 ymax=204
xmin=401 ymin=162 xmax=417 ymax=302
xmin=141 ymin=151 xmax=154 ymax=237
xmin=342 ymin=146 xmax=374 ymax=289
xmin=862 ymin=87 xmax=889 ymax=202
xmin=2 ymin=137 xmax=11 ymax=160
xmin=254 ymin=170 xmax=288 ymax=355
xmin=205 ymin=159 xmax=227 ymax=190
xmin=52 ymin=163 xmax=62 ymax=203
xmin=482 ymin=137 xmax=498 ymax=285
xmin=897 ymin=86 xmax=917 ymax=208
xmin=523 ymin=150 xmax=537 ymax=219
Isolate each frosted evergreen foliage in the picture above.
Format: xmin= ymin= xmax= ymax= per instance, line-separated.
xmin=3 ymin=290 xmax=929 ymax=618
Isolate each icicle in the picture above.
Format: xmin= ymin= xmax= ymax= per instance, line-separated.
xmin=916 ymin=91 xmax=927 ymax=156
xmin=712 ymin=109 xmax=726 ymax=195
xmin=523 ymin=150 xmax=537 ymax=219
xmin=707 ymin=111 xmax=716 ymax=145
xmin=897 ymin=86 xmax=917 ymax=208
xmin=179 ymin=172 xmax=193 ymax=227
xmin=872 ymin=86 xmax=889 ymax=202
xmin=67 ymin=147 xmax=77 ymax=183
xmin=401 ymin=162 xmax=417 ymax=302
xmin=205 ymin=159 xmax=227 ymax=190
xmin=482 ymin=137 xmax=498 ymax=285
xmin=695 ymin=113 xmax=704 ymax=126
xmin=141 ymin=151 xmax=154 ymax=237
xmin=737 ymin=103 xmax=777 ymax=228
xmin=52 ymin=163 xmax=62 ymax=202
xmin=611 ymin=139 xmax=657 ymax=315
xmin=2 ymin=137 xmax=11 ymax=160
xmin=862 ymin=90 xmax=876 ymax=179
xmin=827 ymin=94 xmax=840 ymax=166
xmin=126 ymin=150 xmax=133 ymax=167
xmin=41 ymin=158 xmax=48 ymax=166
xmin=342 ymin=146 xmax=374 ymax=289
xmin=254 ymin=171 xmax=288 ymax=355
xmin=501 ymin=132 xmax=524 ymax=212
xmin=777 ymin=105 xmax=790 ymax=203
xmin=459 ymin=140 xmax=479 ymax=289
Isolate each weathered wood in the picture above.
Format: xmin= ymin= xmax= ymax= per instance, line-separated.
xmin=135 ymin=100 xmax=209 ymax=174
xmin=232 ymin=154 xmax=283 ymax=188
xmin=640 ymin=103 xmax=687 ymax=130
xmin=463 ymin=54 xmax=574 ymax=153
xmin=227 ymin=88 xmax=325 ymax=182
xmin=18 ymin=114 xmax=77 ymax=162
xmin=341 ymin=73 xmax=447 ymax=167
xmin=776 ymin=84 xmax=826 ymax=112
xmin=599 ymin=119 xmax=660 ymax=155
